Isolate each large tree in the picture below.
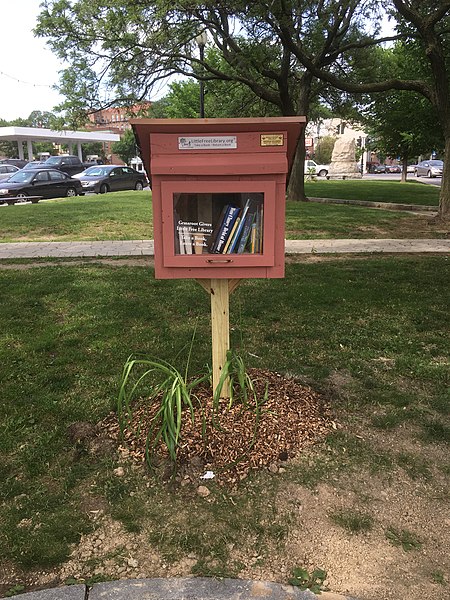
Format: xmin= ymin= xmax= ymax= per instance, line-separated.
xmin=281 ymin=0 xmax=450 ymax=217
xmin=148 ymin=78 xmax=280 ymax=119
xmin=36 ymin=1 xmax=450 ymax=217
xmin=112 ymin=128 xmax=137 ymax=164
xmin=36 ymin=0 xmax=383 ymax=201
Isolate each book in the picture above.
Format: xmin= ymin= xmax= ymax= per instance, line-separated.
xmin=193 ymin=232 xmax=204 ymax=254
xmin=207 ymin=204 xmax=229 ymax=253
xmin=222 ymin=216 xmax=241 ymax=253
xmin=236 ymin=210 xmax=256 ymax=253
xmin=226 ymin=198 xmax=252 ymax=253
xmin=248 ymin=204 xmax=263 ymax=254
xmin=189 ymin=221 xmax=214 ymax=253
xmin=212 ymin=205 xmax=240 ymax=253
xmin=250 ymin=222 xmax=257 ymax=253
xmin=258 ymin=204 xmax=264 ymax=253
xmin=180 ymin=226 xmax=192 ymax=254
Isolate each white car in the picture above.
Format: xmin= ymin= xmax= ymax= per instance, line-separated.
xmin=305 ymin=159 xmax=329 ymax=177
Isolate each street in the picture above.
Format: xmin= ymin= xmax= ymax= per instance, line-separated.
xmin=362 ymin=173 xmax=442 ymax=186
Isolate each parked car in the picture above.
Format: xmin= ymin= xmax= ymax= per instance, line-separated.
xmin=42 ymin=154 xmax=94 ymax=176
xmin=72 ymin=165 xmax=148 ymax=194
xmin=414 ymin=160 xmax=444 ymax=178
xmin=0 ymin=164 xmax=20 ymax=180
xmin=304 ymin=159 xmax=329 ymax=177
xmin=22 ymin=161 xmax=48 ymax=169
xmin=0 ymin=168 xmax=83 ymax=200
xmin=406 ymin=164 xmax=417 ymax=173
xmin=0 ymin=158 xmax=28 ymax=169
xmin=368 ymin=163 xmax=386 ymax=174
xmin=385 ymin=164 xmax=401 ymax=173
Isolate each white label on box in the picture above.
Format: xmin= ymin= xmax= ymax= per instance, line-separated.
xmin=178 ymin=136 xmax=237 ymax=150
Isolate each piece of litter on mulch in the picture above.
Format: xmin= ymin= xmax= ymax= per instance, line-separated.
xmin=200 ymin=470 xmax=215 ymax=480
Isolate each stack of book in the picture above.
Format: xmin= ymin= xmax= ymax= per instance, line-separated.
xmin=207 ymin=199 xmax=264 ymax=254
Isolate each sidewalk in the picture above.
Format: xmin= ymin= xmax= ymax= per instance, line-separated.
xmin=0 ymin=238 xmax=449 ymax=259
xmin=14 ymin=577 xmax=358 ymax=600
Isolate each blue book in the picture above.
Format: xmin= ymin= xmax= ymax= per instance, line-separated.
xmin=227 ymin=199 xmax=252 ymax=253
xmin=213 ymin=205 xmax=240 ymax=253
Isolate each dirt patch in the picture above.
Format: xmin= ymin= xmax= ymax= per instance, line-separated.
xmin=1 ymin=372 xmax=448 ymax=600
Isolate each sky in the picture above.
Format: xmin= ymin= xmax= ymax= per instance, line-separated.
xmin=0 ymin=1 xmax=65 ymax=122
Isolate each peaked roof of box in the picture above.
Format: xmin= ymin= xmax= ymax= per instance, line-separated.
xmin=130 ymin=117 xmax=306 ymax=178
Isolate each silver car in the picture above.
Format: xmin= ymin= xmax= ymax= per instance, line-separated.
xmin=414 ymin=160 xmax=443 ymax=178
xmin=0 ymin=164 xmax=20 ymax=180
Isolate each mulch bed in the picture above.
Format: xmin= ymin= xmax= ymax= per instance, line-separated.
xmin=101 ymin=368 xmax=335 ymax=486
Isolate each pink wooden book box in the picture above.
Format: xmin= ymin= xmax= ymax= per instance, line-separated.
xmin=131 ymin=117 xmax=305 ymax=280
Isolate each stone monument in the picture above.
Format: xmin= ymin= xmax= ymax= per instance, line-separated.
xmin=327 ymin=136 xmax=362 ymax=179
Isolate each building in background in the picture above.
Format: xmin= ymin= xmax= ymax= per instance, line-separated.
xmin=86 ymin=102 xmax=152 ymax=164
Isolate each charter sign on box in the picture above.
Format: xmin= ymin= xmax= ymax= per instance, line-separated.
xmin=178 ymin=136 xmax=237 ymax=150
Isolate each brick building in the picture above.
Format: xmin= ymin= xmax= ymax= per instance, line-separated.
xmin=86 ymin=103 xmax=152 ymax=163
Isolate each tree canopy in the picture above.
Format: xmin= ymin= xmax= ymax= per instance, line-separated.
xmin=35 ymin=1 xmax=450 ymax=216
xmin=361 ymin=43 xmax=445 ymax=179
xmin=0 ymin=111 xmax=59 ymax=159
xmin=112 ymin=128 xmax=137 ymax=164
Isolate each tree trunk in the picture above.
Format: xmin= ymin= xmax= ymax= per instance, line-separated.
xmin=286 ymin=74 xmax=312 ymax=201
xmin=401 ymin=157 xmax=408 ymax=183
xmin=438 ymin=134 xmax=450 ymax=219
xmin=287 ymin=132 xmax=307 ymax=201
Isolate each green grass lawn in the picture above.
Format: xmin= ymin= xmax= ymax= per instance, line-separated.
xmin=304 ymin=179 xmax=440 ymax=206
xmin=0 ymin=191 xmax=153 ymax=242
xmin=285 ymin=201 xmax=446 ymax=239
xmin=0 ymin=183 xmax=446 ymax=243
xmin=0 ymin=257 xmax=448 ymax=579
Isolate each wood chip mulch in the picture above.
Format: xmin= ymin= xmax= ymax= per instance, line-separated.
xmin=101 ymin=369 xmax=335 ymax=486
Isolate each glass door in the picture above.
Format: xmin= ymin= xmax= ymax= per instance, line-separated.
xmin=161 ymin=180 xmax=276 ymax=268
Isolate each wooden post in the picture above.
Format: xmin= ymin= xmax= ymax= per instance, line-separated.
xmin=210 ymin=278 xmax=230 ymax=397
xmin=196 ymin=279 xmax=241 ymax=398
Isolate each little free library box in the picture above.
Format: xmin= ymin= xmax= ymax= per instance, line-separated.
xmin=131 ymin=117 xmax=305 ymax=280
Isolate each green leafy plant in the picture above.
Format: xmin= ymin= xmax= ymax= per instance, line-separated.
xmin=211 ymin=351 xmax=269 ymax=465
xmin=385 ymin=527 xmax=422 ymax=552
xmin=289 ymin=566 xmax=327 ymax=594
xmin=213 ymin=351 xmax=268 ymax=411
xmin=431 ymin=570 xmax=447 ymax=586
xmin=118 ymin=344 xmax=267 ymax=472
xmin=117 ymin=343 xmax=209 ymax=465
xmin=304 ymin=166 xmax=317 ymax=182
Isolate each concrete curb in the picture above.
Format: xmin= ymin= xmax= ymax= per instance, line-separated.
xmin=12 ymin=578 xmax=359 ymax=600
xmin=306 ymin=196 xmax=437 ymax=212
xmin=284 ymin=238 xmax=450 ymax=254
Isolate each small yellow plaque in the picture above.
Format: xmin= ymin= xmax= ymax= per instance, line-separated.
xmin=260 ymin=134 xmax=284 ymax=146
